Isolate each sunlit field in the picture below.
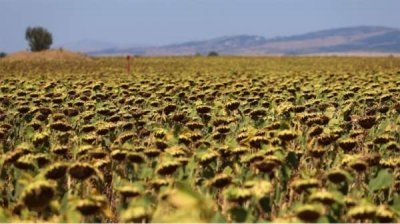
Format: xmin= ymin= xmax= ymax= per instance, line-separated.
xmin=1 ymin=56 xmax=400 ymax=222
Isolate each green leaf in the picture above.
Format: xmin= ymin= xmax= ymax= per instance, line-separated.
xmin=211 ymin=212 xmax=227 ymax=223
xmin=368 ymin=169 xmax=393 ymax=192
xmin=391 ymin=194 xmax=400 ymax=213
xmin=223 ymin=166 xmax=233 ymax=175
xmin=0 ymin=208 xmax=9 ymax=222
xmin=24 ymin=126 xmax=35 ymax=139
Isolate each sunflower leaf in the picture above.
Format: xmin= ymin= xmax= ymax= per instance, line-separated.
xmin=368 ymin=169 xmax=393 ymax=192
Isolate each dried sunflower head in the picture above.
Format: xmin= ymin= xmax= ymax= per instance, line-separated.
xmin=118 ymin=185 xmax=141 ymax=198
xmin=347 ymin=204 xmax=376 ymax=220
xmin=277 ymin=130 xmax=298 ymax=142
xmin=75 ymin=198 xmax=103 ymax=216
xmin=198 ymin=151 xmax=219 ymax=165
xmin=243 ymin=180 xmax=272 ymax=198
xmin=43 ymin=162 xmax=69 ymax=180
xmin=186 ymin=121 xmax=204 ymax=131
xmin=309 ymin=190 xmax=340 ymax=205
xmin=20 ymin=180 xmax=56 ymax=211
xmin=163 ymin=104 xmax=177 ymax=115
xmin=32 ymin=131 xmax=50 ymax=147
xmin=144 ymin=148 xmax=161 ymax=158
xmin=253 ymin=156 xmax=282 ymax=173
xmin=385 ymin=141 xmax=400 ymax=151
xmin=291 ymin=178 xmax=320 ymax=193
xmin=308 ymin=146 xmax=326 ymax=158
xmin=14 ymin=154 xmax=35 ymax=170
xmin=317 ymin=133 xmax=338 ymax=146
xmin=196 ymin=105 xmax=212 ymax=114
xmin=358 ymin=116 xmax=376 ymax=129
xmin=111 ymin=149 xmax=127 ymax=161
xmin=250 ymin=108 xmax=267 ymax=119
xmin=178 ymin=134 xmax=192 ymax=145
xmin=89 ymin=147 xmax=108 ymax=159
xmin=376 ymin=206 xmax=396 ymax=223
xmin=4 ymin=145 xmax=31 ymax=165
xmin=154 ymin=129 xmax=166 ymax=139
xmin=349 ymin=160 xmax=369 ymax=173
xmin=224 ymin=187 xmax=252 ymax=204
xmin=68 ymin=162 xmax=97 ymax=180
xmin=326 ymin=169 xmax=350 ymax=184
xmin=308 ymin=125 xmax=324 ymax=137
xmin=208 ymin=173 xmax=232 ymax=189
xmin=50 ymin=121 xmax=72 ymax=132
xmin=155 ymin=140 xmax=169 ymax=151
xmin=296 ymin=204 xmax=324 ymax=223
xmin=127 ymin=152 xmax=146 ymax=163
xmin=148 ymin=178 xmax=169 ymax=191
xmin=215 ymin=125 xmax=231 ymax=134
xmin=156 ymin=160 xmax=182 ymax=176
xmin=249 ymin=136 xmax=269 ymax=149
xmin=120 ymin=206 xmax=151 ymax=223
xmin=51 ymin=145 xmax=69 ymax=156
xmin=117 ymin=131 xmax=135 ymax=144
xmin=338 ymin=138 xmax=357 ymax=151
xmin=225 ymin=101 xmax=240 ymax=111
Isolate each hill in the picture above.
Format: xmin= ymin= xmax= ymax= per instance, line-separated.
xmin=1 ymin=49 xmax=92 ymax=62
xmin=87 ymin=26 xmax=400 ymax=56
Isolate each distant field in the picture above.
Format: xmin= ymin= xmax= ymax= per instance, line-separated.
xmin=1 ymin=56 xmax=400 ymax=79
xmin=0 ymin=56 xmax=400 ymax=222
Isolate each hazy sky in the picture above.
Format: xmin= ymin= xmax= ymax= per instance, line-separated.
xmin=1 ymin=0 xmax=400 ymax=52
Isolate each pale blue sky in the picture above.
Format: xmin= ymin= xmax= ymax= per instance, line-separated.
xmin=1 ymin=0 xmax=400 ymax=52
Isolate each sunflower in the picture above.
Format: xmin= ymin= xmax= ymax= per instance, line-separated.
xmin=120 ymin=206 xmax=151 ymax=223
xmin=296 ymin=204 xmax=323 ymax=223
xmin=43 ymin=162 xmax=69 ymax=180
xmin=326 ymin=169 xmax=349 ymax=184
xmin=291 ymin=178 xmax=320 ymax=193
xmin=156 ymin=161 xmax=181 ymax=176
xmin=347 ymin=204 xmax=376 ymax=220
xmin=20 ymin=180 xmax=56 ymax=211
xmin=68 ymin=162 xmax=97 ymax=180
xmin=224 ymin=187 xmax=252 ymax=204
xmin=209 ymin=173 xmax=232 ymax=188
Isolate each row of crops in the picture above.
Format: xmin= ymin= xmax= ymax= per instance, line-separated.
xmin=0 ymin=57 xmax=400 ymax=222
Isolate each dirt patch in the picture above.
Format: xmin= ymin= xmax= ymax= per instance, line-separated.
xmin=1 ymin=49 xmax=92 ymax=62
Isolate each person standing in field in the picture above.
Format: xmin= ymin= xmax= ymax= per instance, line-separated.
xmin=126 ymin=55 xmax=132 ymax=73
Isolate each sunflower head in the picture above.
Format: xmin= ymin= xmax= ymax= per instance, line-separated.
xmin=43 ymin=162 xmax=69 ymax=180
xmin=277 ymin=130 xmax=298 ymax=142
xmin=296 ymin=204 xmax=324 ymax=223
xmin=326 ymin=169 xmax=350 ymax=184
xmin=20 ymin=180 xmax=56 ymax=211
xmin=121 ymin=206 xmax=151 ymax=223
xmin=291 ymin=178 xmax=320 ymax=193
xmin=224 ymin=187 xmax=252 ymax=204
xmin=209 ymin=173 xmax=232 ymax=189
xmin=156 ymin=161 xmax=181 ymax=176
xmin=347 ymin=204 xmax=376 ymax=221
xmin=68 ymin=162 xmax=97 ymax=180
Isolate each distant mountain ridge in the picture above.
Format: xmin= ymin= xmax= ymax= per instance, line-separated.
xmin=83 ymin=26 xmax=400 ymax=56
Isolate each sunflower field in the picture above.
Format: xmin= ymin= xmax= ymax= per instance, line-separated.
xmin=0 ymin=56 xmax=400 ymax=222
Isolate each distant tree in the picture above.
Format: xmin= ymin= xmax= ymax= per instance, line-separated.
xmin=0 ymin=52 xmax=6 ymax=58
xmin=25 ymin=26 xmax=53 ymax=52
xmin=208 ymin=51 xmax=218 ymax=57
xmin=208 ymin=51 xmax=219 ymax=57
xmin=195 ymin=52 xmax=202 ymax=57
